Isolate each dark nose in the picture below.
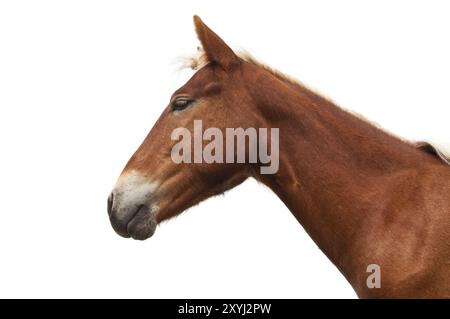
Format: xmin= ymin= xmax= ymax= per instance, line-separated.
xmin=107 ymin=191 xmax=131 ymax=238
xmin=107 ymin=192 xmax=114 ymax=217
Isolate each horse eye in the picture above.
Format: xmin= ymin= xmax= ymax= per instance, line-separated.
xmin=172 ymin=98 xmax=193 ymax=111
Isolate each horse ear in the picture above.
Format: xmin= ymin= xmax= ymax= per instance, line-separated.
xmin=193 ymin=15 xmax=239 ymax=70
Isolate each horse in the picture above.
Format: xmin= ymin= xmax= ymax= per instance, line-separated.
xmin=107 ymin=16 xmax=450 ymax=298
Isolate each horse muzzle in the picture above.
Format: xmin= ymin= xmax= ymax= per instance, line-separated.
xmin=107 ymin=172 xmax=159 ymax=240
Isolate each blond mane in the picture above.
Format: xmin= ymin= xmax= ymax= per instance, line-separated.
xmin=178 ymin=47 xmax=306 ymax=89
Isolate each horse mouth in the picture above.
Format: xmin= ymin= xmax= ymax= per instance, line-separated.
xmin=110 ymin=205 xmax=157 ymax=240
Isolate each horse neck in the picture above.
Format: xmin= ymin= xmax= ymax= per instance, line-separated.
xmin=248 ymin=71 xmax=430 ymax=278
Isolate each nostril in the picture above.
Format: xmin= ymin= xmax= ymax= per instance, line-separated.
xmin=107 ymin=192 xmax=114 ymax=216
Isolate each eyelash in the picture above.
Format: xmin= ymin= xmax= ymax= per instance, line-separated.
xmin=171 ymin=98 xmax=193 ymax=111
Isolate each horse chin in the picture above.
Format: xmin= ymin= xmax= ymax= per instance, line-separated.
xmin=126 ymin=206 xmax=157 ymax=240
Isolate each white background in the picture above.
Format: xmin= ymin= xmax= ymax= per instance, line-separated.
xmin=0 ymin=1 xmax=449 ymax=298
